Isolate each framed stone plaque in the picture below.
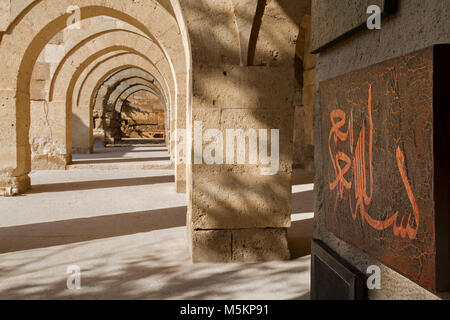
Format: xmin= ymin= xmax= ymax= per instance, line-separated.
xmin=318 ymin=45 xmax=450 ymax=292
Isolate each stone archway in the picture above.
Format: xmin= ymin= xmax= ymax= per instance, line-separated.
xmin=32 ymin=32 xmax=173 ymax=164
xmin=102 ymin=77 xmax=165 ymax=145
xmin=115 ymin=87 xmax=167 ymax=142
xmin=0 ymin=0 xmax=187 ymax=195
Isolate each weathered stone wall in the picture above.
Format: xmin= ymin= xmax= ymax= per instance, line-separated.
xmin=293 ymin=4 xmax=315 ymax=177
xmin=313 ymin=0 xmax=450 ymax=299
xmin=120 ymin=91 xmax=165 ymax=139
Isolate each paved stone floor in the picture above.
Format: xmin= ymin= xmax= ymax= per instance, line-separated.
xmin=0 ymin=146 xmax=313 ymax=300
xmin=70 ymin=144 xmax=173 ymax=170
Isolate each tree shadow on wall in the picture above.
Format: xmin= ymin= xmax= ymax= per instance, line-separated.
xmin=186 ymin=0 xmax=315 ymax=270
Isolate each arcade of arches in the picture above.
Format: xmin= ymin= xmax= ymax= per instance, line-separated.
xmin=0 ymin=0 xmax=448 ymax=300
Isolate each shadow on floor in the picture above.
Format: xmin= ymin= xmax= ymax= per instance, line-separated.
xmin=291 ymin=291 xmax=311 ymax=300
xmin=80 ymin=146 xmax=169 ymax=158
xmin=28 ymin=175 xmax=175 ymax=193
xmin=0 ymin=252 xmax=311 ymax=300
xmin=292 ymin=168 xmax=314 ymax=185
xmin=102 ymin=148 xmax=168 ymax=153
xmin=72 ymin=157 xmax=171 ymax=165
xmin=289 ymin=188 xmax=315 ymax=259
xmin=0 ymin=206 xmax=187 ymax=253
xmin=288 ymin=218 xmax=313 ymax=259
xmin=292 ymin=190 xmax=314 ymax=214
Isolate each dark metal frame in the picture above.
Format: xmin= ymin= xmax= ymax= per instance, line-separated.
xmin=311 ymin=239 xmax=367 ymax=300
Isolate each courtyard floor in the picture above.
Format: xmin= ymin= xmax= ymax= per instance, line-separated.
xmin=0 ymin=146 xmax=313 ymax=300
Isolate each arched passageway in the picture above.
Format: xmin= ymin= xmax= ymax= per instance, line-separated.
xmin=0 ymin=0 xmax=312 ymax=265
xmin=0 ymin=0 xmax=187 ymax=195
xmin=0 ymin=0 xmax=322 ymax=300
xmin=1 ymin=0 xmax=448 ymax=301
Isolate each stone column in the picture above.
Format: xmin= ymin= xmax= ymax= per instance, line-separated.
xmin=0 ymin=88 xmax=31 ymax=196
xmin=180 ymin=0 xmax=305 ymax=262
xmin=175 ymin=89 xmax=187 ymax=193
xmin=189 ymin=66 xmax=294 ymax=262
xmin=30 ymin=59 xmax=72 ymax=169
xmin=72 ymin=103 xmax=93 ymax=154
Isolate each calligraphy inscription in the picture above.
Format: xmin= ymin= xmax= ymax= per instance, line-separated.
xmin=319 ymin=47 xmax=442 ymax=291
xmin=329 ymin=85 xmax=420 ymax=239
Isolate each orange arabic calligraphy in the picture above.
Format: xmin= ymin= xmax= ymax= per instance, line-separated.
xmin=328 ymin=85 xmax=420 ymax=239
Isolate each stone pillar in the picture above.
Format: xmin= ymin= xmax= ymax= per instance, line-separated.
xmin=293 ymin=14 xmax=315 ymax=173
xmin=93 ymin=109 xmax=105 ymax=147
xmin=0 ymin=88 xmax=31 ymax=196
xmin=29 ymin=59 xmax=71 ymax=169
xmin=175 ymin=91 xmax=187 ymax=193
xmin=72 ymin=103 xmax=93 ymax=154
xmin=103 ymin=113 xmax=120 ymax=145
xmin=188 ymin=66 xmax=294 ymax=262
xmin=93 ymin=85 xmax=108 ymax=147
xmin=179 ymin=0 xmax=306 ymax=262
xmin=30 ymin=100 xmax=71 ymax=169
xmin=170 ymin=119 xmax=176 ymax=160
